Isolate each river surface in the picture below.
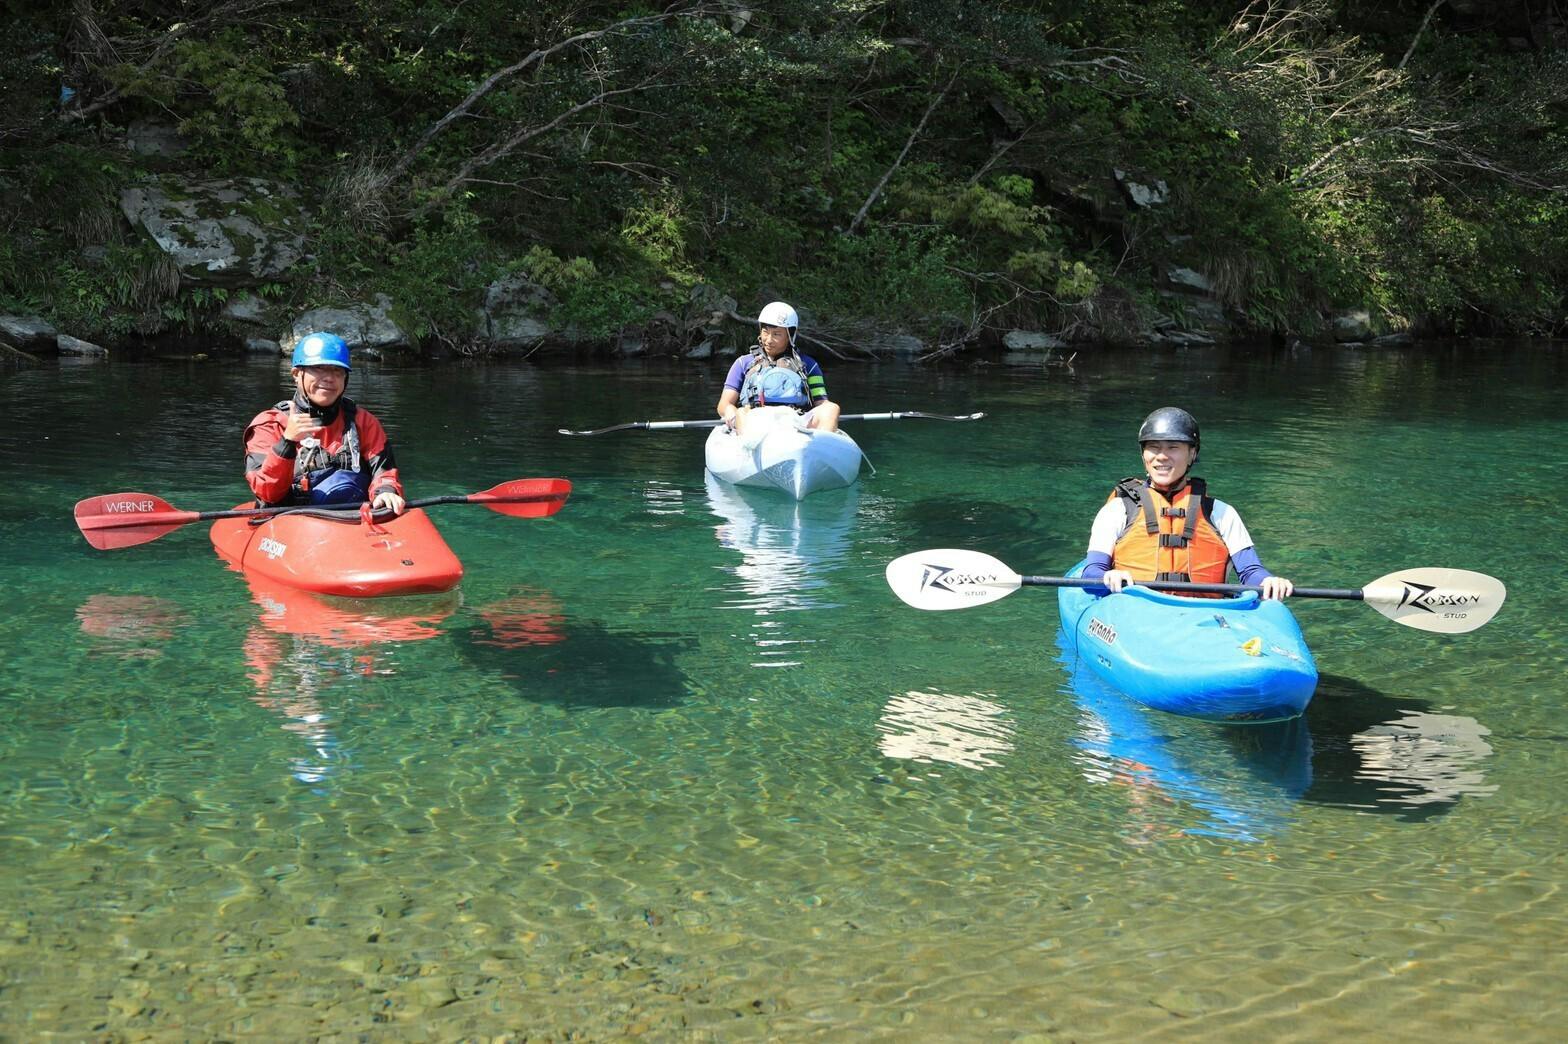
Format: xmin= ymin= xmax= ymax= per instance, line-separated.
xmin=2 ymin=343 xmax=1564 ymax=1039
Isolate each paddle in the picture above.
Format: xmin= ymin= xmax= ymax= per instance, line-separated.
xmin=557 ymin=410 xmax=985 ymax=436
xmin=74 ymin=478 xmax=573 ymax=551
xmin=884 ymin=549 xmax=1506 ymax=634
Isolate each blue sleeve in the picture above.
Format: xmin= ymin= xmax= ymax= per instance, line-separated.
xmin=1230 ymin=546 xmax=1273 ymax=587
xmin=723 ymin=355 xmax=750 ymax=392
xmin=1081 ymin=552 xmax=1113 ymax=581
xmin=799 ymin=355 xmax=828 ymax=402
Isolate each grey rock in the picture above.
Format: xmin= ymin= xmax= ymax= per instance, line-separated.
xmin=58 ymin=334 xmax=108 ymax=357
xmin=480 ymin=272 xmax=558 ymax=349
xmin=223 ymin=291 xmax=276 ymax=326
xmin=860 ymin=333 xmax=925 ymax=357
xmin=120 ymin=176 xmax=308 ymax=286
xmin=1332 ymin=309 xmax=1376 ymax=342
xmin=1114 ymin=168 xmax=1169 ymax=208
xmin=1165 ymin=266 xmax=1214 ymax=295
xmin=0 ymin=315 xmax=59 ymax=351
xmin=285 ymin=295 xmax=415 ymax=356
xmin=687 ymin=283 xmax=738 ymax=328
xmin=1002 ymin=329 xmax=1068 ymax=352
xmin=126 ymin=119 xmax=191 ymax=158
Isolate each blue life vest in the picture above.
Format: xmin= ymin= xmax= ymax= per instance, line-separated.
xmin=739 ymin=349 xmax=811 ymax=408
xmin=305 ymin=468 xmax=369 ymax=505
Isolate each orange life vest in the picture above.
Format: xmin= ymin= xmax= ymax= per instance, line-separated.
xmin=1109 ymin=477 xmax=1230 ymax=585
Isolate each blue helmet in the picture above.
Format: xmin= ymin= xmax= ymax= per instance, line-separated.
xmin=291 ymin=332 xmax=351 ymax=370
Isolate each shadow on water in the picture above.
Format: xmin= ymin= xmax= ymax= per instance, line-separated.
xmin=1296 ymin=672 xmax=1497 ymax=821
xmin=451 ymin=587 xmax=693 ymax=710
xmin=1056 ymin=649 xmax=1497 ymax=839
xmin=892 ymin=497 xmax=1052 ymax=563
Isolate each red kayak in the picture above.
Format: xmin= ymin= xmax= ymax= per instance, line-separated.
xmin=210 ymin=505 xmax=463 ymax=597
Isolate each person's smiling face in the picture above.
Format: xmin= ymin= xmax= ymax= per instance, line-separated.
xmin=758 ymin=324 xmax=792 ymax=357
xmin=1141 ymin=439 xmax=1194 ymax=490
xmin=293 ymin=364 xmax=346 ymax=408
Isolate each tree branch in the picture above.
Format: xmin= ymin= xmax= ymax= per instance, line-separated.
xmin=848 ymin=64 xmax=962 ymax=235
xmin=388 ymin=8 xmax=704 ymax=182
xmin=1398 ymin=1 xmax=1447 ymax=72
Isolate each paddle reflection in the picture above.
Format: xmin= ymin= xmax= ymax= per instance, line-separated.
xmin=1300 ymin=673 xmax=1497 ymax=819
xmin=876 ymin=689 xmax=1017 ymax=771
xmin=705 ymin=474 xmax=858 ymax=668
xmin=75 ymin=594 xmax=192 ymax=660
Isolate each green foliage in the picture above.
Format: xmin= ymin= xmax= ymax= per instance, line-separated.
xmin=796 ymin=224 xmax=968 ymax=330
xmin=170 ymin=32 xmax=301 ymax=166
xmin=619 ymin=187 xmax=690 ymax=275
xmin=519 ymin=246 xmax=667 ymax=338
xmin=4 ymin=0 xmax=1565 ymax=346
xmin=382 ymin=205 xmax=495 ymax=340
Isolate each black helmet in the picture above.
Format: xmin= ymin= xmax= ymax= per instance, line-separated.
xmin=1137 ymin=407 xmax=1199 ymax=449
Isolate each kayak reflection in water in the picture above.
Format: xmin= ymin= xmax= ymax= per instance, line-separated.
xmin=238 ymin=575 xmax=459 ymax=788
xmin=1085 ymin=407 xmax=1294 ymax=601
xmin=243 ymin=331 xmax=406 ymax=515
xmin=1064 ymin=647 xmax=1313 ymax=844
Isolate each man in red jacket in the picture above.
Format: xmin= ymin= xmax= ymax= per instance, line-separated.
xmin=243 ymin=332 xmax=406 ymax=514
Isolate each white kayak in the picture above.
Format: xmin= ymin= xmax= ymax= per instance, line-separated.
xmin=704 ymin=406 xmax=861 ymax=499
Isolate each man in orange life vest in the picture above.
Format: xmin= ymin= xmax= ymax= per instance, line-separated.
xmin=243 ymin=332 xmax=406 ymax=515
xmin=1081 ymin=407 xmax=1294 ymax=600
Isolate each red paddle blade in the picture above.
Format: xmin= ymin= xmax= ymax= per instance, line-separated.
xmin=468 ymin=478 xmax=572 ymax=518
xmin=73 ymin=493 xmax=198 ymax=550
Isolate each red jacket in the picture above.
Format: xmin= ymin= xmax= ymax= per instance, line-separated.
xmin=243 ymin=398 xmax=402 ymax=506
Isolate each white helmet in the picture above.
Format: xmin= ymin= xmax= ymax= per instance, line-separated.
xmin=756 ymin=301 xmax=799 ymax=346
xmin=757 ymin=301 xmax=799 ymax=329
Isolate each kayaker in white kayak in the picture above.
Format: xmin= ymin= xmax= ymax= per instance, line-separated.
xmin=243 ymin=332 xmax=407 ymax=515
xmin=716 ymin=301 xmax=842 ymax=437
xmin=1082 ymin=407 xmax=1294 ymax=600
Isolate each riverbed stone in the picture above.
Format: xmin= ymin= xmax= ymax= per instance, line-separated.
xmin=120 ymin=176 xmax=309 ymax=286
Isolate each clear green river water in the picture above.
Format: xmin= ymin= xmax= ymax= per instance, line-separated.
xmin=2 ymin=344 xmax=1564 ymax=1040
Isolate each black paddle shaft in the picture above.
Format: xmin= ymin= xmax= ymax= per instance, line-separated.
xmin=1019 ymin=575 xmax=1364 ymax=601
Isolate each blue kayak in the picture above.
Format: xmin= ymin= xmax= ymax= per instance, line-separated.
xmin=1057 ymin=560 xmax=1319 ymax=723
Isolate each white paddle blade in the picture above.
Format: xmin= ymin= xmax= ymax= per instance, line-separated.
xmin=1360 ymin=568 xmax=1506 ymax=634
xmin=885 ymin=549 xmax=1023 ymax=610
